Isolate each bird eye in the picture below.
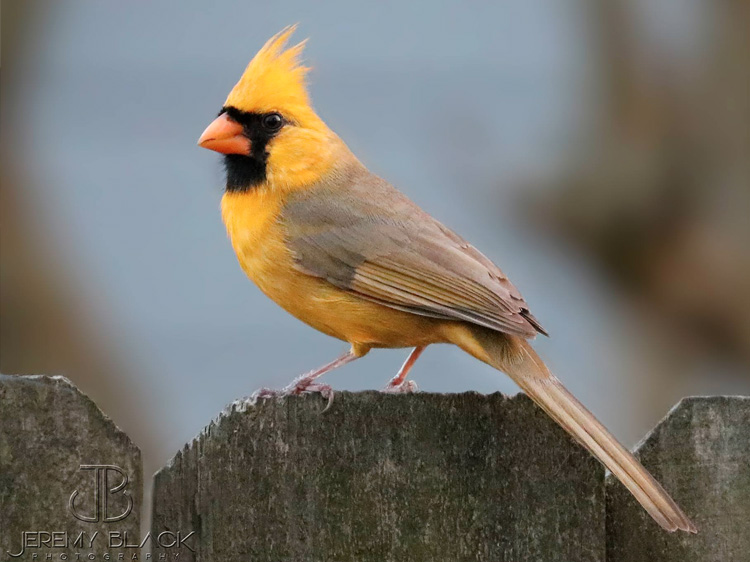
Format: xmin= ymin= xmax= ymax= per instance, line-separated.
xmin=262 ymin=113 xmax=284 ymax=132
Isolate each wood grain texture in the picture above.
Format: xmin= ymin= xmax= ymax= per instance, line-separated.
xmin=0 ymin=375 xmax=142 ymax=559
xmin=606 ymin=396 xmax=750 ymax=562
xmin=153 ymin=391 xmax=604 ymax=562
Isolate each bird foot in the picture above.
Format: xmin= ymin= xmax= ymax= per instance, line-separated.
xmin=252 ymin=375 xmax=335 ymax=411
xmin=382 ymin=379 xmax=419 ymax=394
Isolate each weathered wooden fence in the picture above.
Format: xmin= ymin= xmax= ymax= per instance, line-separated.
xmin=1 ymin=374 xmax=748 ymax=561
xmin=0 ymin=375 xmax=142 ymax=560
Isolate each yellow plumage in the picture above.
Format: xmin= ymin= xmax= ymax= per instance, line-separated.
xmin=221 ymin=190 xmax=443 ymax=353
xmin=225 ymin=26 xmax=311 ymax=119
xmin=218 ymin=26 xmax=442 ymax=350
xmin=201 ymin=26 xmax=697 ymax=534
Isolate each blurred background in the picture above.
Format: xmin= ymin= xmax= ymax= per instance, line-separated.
xmin=3 ymin=0 xmax=749 ymax=506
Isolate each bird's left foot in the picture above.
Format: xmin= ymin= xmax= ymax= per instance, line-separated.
xmin=381 ymin=346 xmax=424 ymax=394
xmin=381 ymin=378 xmax=419 ymax=394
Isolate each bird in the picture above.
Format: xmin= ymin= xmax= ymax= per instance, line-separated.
xmin=197 ymin=26 xmax=697 ymax=534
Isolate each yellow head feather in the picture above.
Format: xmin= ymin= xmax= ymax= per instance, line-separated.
xmin=225 ymin=26 xmax=315 ymax=123
xmin=221 ymin=26 xmax=351 ymax=191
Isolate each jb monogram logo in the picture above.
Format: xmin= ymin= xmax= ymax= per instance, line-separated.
xmin=69 ymin=465 xmax=133 ymax=523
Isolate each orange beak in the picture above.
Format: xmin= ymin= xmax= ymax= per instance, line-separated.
xmin=198 ymin=113 xmax=251 ymax=155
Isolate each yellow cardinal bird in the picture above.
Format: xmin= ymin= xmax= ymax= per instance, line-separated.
xmin=198 ymin=26 xmax=696 ymax=533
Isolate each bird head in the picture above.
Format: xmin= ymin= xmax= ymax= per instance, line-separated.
xmin=198 ymin=26 xmax=341 ymax=192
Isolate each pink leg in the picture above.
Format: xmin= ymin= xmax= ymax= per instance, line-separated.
xmin=383 ymin=346 xmax=425 ymax=393
xmin=253 ymin=349 xmax=359 ymax=409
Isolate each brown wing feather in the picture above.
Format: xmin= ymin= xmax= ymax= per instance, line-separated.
xmin=281 ymin=166 xmax=546 ymax=338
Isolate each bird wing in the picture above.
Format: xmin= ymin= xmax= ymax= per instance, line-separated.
xmin=280 ymin=171 xmax=546 ymax=339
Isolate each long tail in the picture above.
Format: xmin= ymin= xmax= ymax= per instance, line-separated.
xmin=450 ymin=325 xmax=697 ymax=533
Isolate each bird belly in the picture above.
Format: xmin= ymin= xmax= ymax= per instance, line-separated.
xmin=249 ymin=251 xmax=443 ymax=349
xmin=222 ymin=192 xmax=444 ymax=349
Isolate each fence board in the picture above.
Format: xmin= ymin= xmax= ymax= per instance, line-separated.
xmin=153 ymin=391 xmax=605 ymax=562
xmin=0 ymin=375 xmax=142 ymax=560
xmin=7 ymin=375 xmax=745 ymax=561
xmin=606 ymin=396 xmax=750 ymax=562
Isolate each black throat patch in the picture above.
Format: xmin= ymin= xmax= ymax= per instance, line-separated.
xmin=221 ymin=106 xmax=281 ymax=192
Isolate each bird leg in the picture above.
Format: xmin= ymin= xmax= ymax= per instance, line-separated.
xmin=383 ymin=346 xmax=425 ymax=393
xmin=253 ymin=349 xmax=359 ymax=410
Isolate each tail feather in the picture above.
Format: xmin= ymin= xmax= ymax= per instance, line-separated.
xmin=455 ymin=327 xmax=697 ymax=533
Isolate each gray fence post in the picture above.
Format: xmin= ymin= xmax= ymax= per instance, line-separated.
xmin=606 ymin=396 xmax=750 ymax=562
xmin=152 ymin=391 xmax=605 ymax=562
xmin=5 ymin=374 xmax=745 ymax=561
xmin=0 ymin=375 xmax=142 ymax=560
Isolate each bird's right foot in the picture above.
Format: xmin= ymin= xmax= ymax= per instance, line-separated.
xmin=252 ymin=374 xmax=335 ymax=410
xmin=251 ymin=350 xmax=360 ymax=411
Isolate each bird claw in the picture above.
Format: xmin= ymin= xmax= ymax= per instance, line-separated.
xmin=382 ymin=379 xmax=419 ymax=394
xmin=286 ymin=376 xmax=335 ymax=411
xmin=315 ymin=384 xmax=336 ymax=412
xmin=252 ymin=375 xmax=335 ymax=411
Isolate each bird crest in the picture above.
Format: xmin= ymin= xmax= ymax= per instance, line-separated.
xmin=225 ymin=26 xmax=312 ymax=118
